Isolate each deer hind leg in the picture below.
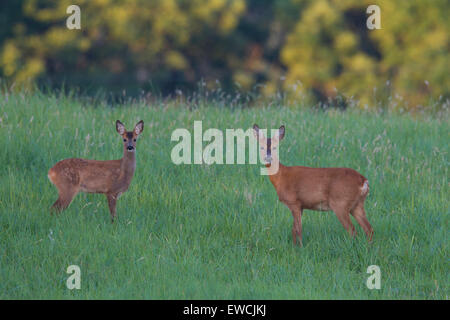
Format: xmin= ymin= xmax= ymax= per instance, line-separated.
xmin=51 ymin=185 xmax=79 ymax=212
xmin=49 ymin=167 xmax=80 ymax=213
xmin=106 ymin=193 xmax=118 ymax=223
xmin=286 ymin=202 xmax=303 ymax=247
xmin=351 ymin=204 xmax=374 ymax=242
xmin=330 ymin=202 xmax=356 ymax=237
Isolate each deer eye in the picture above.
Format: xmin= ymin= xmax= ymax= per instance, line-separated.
xmin=133 ymin=139 xmax=136 ymax=142
xmin=123 ymin=139 xmax=127 ymax=142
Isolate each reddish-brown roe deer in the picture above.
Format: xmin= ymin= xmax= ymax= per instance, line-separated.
xmin=48 ymin=120 xmax=144 ymax=222
xmin=253 ymin=124 xmax=373 ymax=246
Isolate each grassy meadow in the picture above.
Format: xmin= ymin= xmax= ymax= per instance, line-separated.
xmin=0 ymin=91 xmax=448 ymax=299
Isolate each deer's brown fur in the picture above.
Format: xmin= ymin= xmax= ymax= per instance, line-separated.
xmin=254 ymin=124 xmax=373 ymax=246
xmin=48 ymin=120 xmax=143 ymax=222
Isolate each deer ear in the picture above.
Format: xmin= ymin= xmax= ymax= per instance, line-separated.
xmin=253 ymin=124 xmax=260 ymax=138
xmin=134 ymin=120 xmax=144 ymax=135
xmin=278 ymin=125 xmax=285 ymax=140
xmin=116 ymin=120 xmax=125 ymax=135
xmin=253 ymin=124 xmax=266 ymax=140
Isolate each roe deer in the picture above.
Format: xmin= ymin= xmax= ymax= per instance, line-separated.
xmin=48 ymin=120 xmax=144 ymax=222
xmin=253 ymin=124 xmax=373 ymax=246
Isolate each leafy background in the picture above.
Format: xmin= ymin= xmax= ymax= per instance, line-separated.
xmin=0 ymin=0 xmax=449 ymax=110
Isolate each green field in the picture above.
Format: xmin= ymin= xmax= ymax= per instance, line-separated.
xmin=0 ymin=92 xmax=448 ymax=299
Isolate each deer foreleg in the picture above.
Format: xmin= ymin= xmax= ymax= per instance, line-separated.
xmin=106 ymin=193 xmax=118 ymax=222
xmin=286 ymin=203 xmax=303 ymax=247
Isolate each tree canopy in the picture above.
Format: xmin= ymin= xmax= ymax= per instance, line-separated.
xmin=0 ymin=0 xmax=448 ymax=109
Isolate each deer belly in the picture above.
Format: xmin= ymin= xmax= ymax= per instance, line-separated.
xmin=304 ymin=201 xmax=330 ymax=211
xmin=312 ymin=202 xmax=330 ymax=211
xmin=79 ymin=176 xmax=112 ymax=193
xmin=79 ymin=182 xmax=108 ymax=193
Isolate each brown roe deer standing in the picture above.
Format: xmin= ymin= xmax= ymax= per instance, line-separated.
xmin=48 ymin=120 xmax=144 ymax=222
xmin=253 ymin=124 xmax=373 ymax=246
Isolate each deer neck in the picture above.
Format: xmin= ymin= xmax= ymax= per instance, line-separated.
xmin=265 ymin=158 xmax=285 ymax=189
xmin=120 ymin=148 xmax=136 ymax=177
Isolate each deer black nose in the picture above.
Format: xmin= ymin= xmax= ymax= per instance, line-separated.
xmin=127 ymin=146 xmax=134 ymax=150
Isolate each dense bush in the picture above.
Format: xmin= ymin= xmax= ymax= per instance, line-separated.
xmin=0 ymin=0 xmax=448 ymax=110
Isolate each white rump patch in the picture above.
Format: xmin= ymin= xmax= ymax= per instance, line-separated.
xmin=361 ymin=180 xmax=369 ymax=195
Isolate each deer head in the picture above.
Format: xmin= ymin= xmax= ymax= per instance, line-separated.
xmin=253 ymin=124 xmax=285 ymax=164
xmin=116 ymin=120 xmax=144 ymax=153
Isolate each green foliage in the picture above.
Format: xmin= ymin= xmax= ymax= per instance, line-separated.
xmin=0 ymin=0 xmax=247 ymax=94
xmin=281 ymin=0 xmax=450 ymax=109
xmin=0 ymin=92 xmax=448 ymax=298
xmin=0 ymin=0 xmax=448 ymax=110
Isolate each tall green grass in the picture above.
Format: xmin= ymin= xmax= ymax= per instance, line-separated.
xmin=0 ymin=91 xmax=448 ymax=299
